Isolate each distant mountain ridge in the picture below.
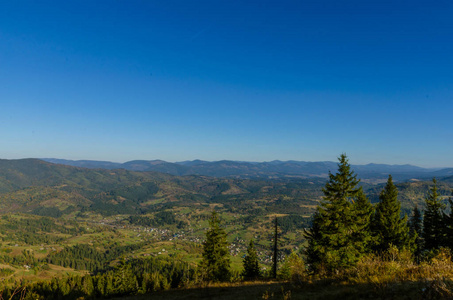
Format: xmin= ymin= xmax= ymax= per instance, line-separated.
xmin=0 ymin=158 xmax=452 ymax=217
xmin=41 ymin=158 xmax=451 ymax=181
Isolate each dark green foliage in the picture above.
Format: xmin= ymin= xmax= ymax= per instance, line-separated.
xmin=242 ymin=240 xmax=260 ymax=279
xmin=46 ymin=243 xmax=144 ymax=272
xmin=366 ymin=179 xmax=452 ymax=216
xmin=272 ymin=217 xmax=278 ymax=279
xmin=304 ymin=154 xmax=367 ymax=272
xmin=128 ymin=211 xmax=178 ymax=227
xmin=0 ymin=249 xmax=38 ymax=268
xmin=444 ymin=191 xmax=453 ymax=249
xmin=0 ymin=216 xmax=85 ymax=245
xmin=372 ymin=175 xmax=412 ymax=252
xmin=350 ymin=188 xmax=374 ymax=254
xmin=127 ymin=215 xmax=155 ymax=227
xmin=278 ymin=215 xmax=310 ymax=233
xmin=86 ymin=200 xmax=138 ymax=216
xmin=110 ymin=182 xmax=159 ymax=203
xmin=304 ymin=212 xmax=323 ymax=271
xmin=0 ymin=256 xmax=197 ymax=299
xmin=409 ymin=205 xmax=423 ymax=237
xmin=200 ymin=212 xmax=231 ymax=282
xmin=87 ymin=182 xmax=159 ymax=215
xmin=409 ymin=205 xmax=423 ymax=257
xmin=423 ymin=178 xmax=446 ymax=250
xmin=32 ymin=206 xmax=63 ymax=218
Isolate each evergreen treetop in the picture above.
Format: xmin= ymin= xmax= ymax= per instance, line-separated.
xmin=305 ymin=154 xmax=371 ymax=272
xmin=409 ymin=204 xmax=423 ymax=257
xmin=322 ymin=154 xmax=360 ymax=205
xmin=372 ymin=175 xmax=412 ymax=252
xmin=200 ymin=211 xmax=231 ymax=282
xmin=409 ymin=205 xmax=422 ymax=237
xmin=444 ymin=191 xmax=453 ymax=249
xmin=350 ymin=187 xmax=374 ymax=254
xmin=303 ymin=211 xmax=323 ymax=272
xmin=242 ymin=240 xmax=260 ymax=279
xmin=423 ymin=178 xmax=446 ymax=250
xmin=272 ymin=217 xmax=278 ymax=279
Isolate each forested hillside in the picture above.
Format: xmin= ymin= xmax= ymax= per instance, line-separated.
xmin=1 ymin=159 xmax=451 ymax=217
xmin=42 ymin=158 xmax=453 ymax=181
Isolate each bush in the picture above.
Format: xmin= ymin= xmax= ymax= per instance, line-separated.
xmin=278 ymin=252 xmax=306 ymax=284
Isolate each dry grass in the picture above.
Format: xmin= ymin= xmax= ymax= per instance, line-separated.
xmin=123 ymin=248 xmax=453 ymax=300
xmin=112 ymin=281 xmax=295 ymax=300
xmin=347 ymin=247 xmax=453 ymax=285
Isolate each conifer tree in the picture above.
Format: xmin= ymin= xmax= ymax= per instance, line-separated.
xmin=242 ymin=240 xmax=260 ymax=279
xmin=304 ymin=212 xmax=323 ymax=272
xmin=444 ymin=191 xmax=453 ymax=249
xmin=372 ymin=175 xmax=412 ymax=252
xmin=423 ymin=178 xmax=445 ymax=251
xmin=350 ymin=187 xmax=374 ymax=254
xmin=81 ymin=275 xmax=94 ymax=297
xmin=272 ymin=217 xmax=278 ymax=279
xmin=409 ymin=205 xmax=423 ymax=258
xmin=113 ymin=261 xmax=138 ymax=295
xmin=200 ymin=211 xmax=231 ymax=282
xmin=304 ymin=154 xmax=366 ymax=272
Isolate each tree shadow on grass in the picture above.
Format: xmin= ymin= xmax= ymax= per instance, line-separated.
xmin=117 ymin=278 xmax=453 ymax=300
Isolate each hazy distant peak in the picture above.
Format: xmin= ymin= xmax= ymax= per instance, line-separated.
xmin=38 ymin=158 xmax=453 ymax=181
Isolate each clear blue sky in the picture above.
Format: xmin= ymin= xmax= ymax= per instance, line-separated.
xmin=1 ymin=1 xmax=452 ymax=167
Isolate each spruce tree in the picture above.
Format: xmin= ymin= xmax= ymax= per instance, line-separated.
xmin=444 ymin=191 xmax=453 ymax=249
xmin=272 ymin=217 xmax=278 ymax=279
xmin=242 ymin=240 xmax=260 ymax=279
xmin=409 ymin=205 xmax=423 ymax=258
xmin=350 ymin=187 xmax=374 ymax=254
xmin=372 ymin=175 xmax=412 ymax=252
xmin=303 ymin=211 xmax=323 ymax=272
xmin=423 ymin=178 xmax=446 ymax=251
xmin=200 ymin=211 xmax=231 ymax=282
xmin=304 ymin=154 xmax=366 ymax=272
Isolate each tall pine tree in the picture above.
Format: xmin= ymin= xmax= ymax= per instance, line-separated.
xmin=200 ymin=212 xmax=231 ymax=282
xmin=372 ymin=175 xmax=412 ymax=252
xmin=409 ymin=205 xmax=423 ymax=258
xmin=242 ymin=240 xmax=260 ymax=279
xmin=444 ymin=191 xmax=453 ymax=249
xmin=304 ymin=211 xmax=323 ymax=272
xmin=272 ymin=217 xmax=278 ymax=279
xmin=423 ymin=178 xmax=446 ymax=250
xmin=350 ymin=187 xmax=374 ymax=255
xmin=304 ymin=154 xmax=370 ymax=272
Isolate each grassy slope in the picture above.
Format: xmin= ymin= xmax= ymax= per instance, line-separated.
xmin=113 ymin=280 xmax=441 ymax=300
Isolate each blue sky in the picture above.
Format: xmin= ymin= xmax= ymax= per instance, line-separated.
xmin=0 ymin=1 xmax=452 ymax=167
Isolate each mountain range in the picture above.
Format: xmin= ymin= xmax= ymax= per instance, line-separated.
xmin=0 ymin=158 xmax=452 ymax=218
xmin=41 ymin=158 xmax=453 ymax=182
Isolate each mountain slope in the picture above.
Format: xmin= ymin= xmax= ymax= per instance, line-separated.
xmin=0 ymin=159 xmax=326 ymax=217
xmin=2 ymin=158 xmax=452 ymax=218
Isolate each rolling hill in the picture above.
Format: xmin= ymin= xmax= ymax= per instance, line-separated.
xmin=0 ymin=158 xmax=451 ymax=219
xmin=0 ymin=158 xmax=326 ymax=217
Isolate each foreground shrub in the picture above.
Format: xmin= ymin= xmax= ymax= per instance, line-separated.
xmin=347 ymin=246 xmax=453 ymax=286
xmin=278 ymin=252 xmax=306 ymax=284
